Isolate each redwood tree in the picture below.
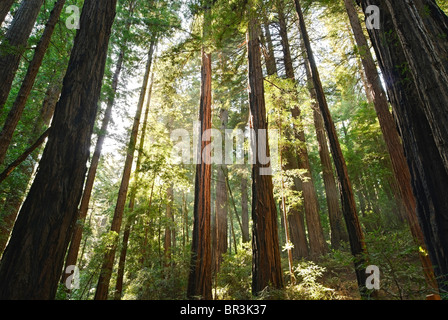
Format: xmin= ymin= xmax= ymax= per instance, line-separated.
xmin=293 ymin=0 xmax=369 ymax=298
xmin=344 ymin=0 xmax=437 ymax=290
xmin=187 ymin=4 xmax=213 ymax=300
xmin=0 ymin=0 xmax=15 ymax=26
xmin=358 ymin=0 xmax=448 ymax=296
xmin=95 ymin=42 xmax=155 ymax=300
xmin=0 ymin=0 xmax=45 ymax=113
xmin=0 ymin=0 xmax=118 ymax=299
xmin=0 ymin=0 xmax=66 ymax=166
xmin=247 ymin=10 xmax=284 ymax=294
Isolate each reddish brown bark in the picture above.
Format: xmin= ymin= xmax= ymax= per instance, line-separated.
xmin=293 ymin=0 xmax=368 ymax=298
xmin=301 ymin=41 xmax=348 ymax=249
xmin=187 ymin=8 xmax=213 ymax=299
xmin=0 ymin=0 xmax=15 ymax=26
xmin=0 ymin=82 xmax=59 ymax=255
xmin=95 ymin=42 xmax=155 ymax=300
xmin=0 ymin=0 xmax=66 ymax=165
xmin=278 ymin=3 xmax=327 ymax=257
xmin=0 ymin=0 xmax=117 ymax=299
xmin=0 ymin=0 xmax=45 ymax=113
xmin=344 ymin=0 xmax=437 ymax=289
xmin=247 ymin=14 xmax=284 ymax=295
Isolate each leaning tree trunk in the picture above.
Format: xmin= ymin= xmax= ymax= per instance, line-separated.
xmin=359 ymin=0 xmax=448 ymax=296
xmin=63 ymin=1 xmax=136 ymax=288
xmin=344 ymin=0 xmax=437 ymax=290
xmin=114 ymin=80 xmax=153 ymax=300
xmin=293 ymin=0 xmax=369 ymax=298
xmin=277 ymin=3 xmax=327 ymax=257
xmin=62 ymin=46 xmax=126 ymax=288
xmin=94 ymin=42 xmax=155 ymax=300
xmin=0 ymin=0 xmax=15 ymax=26
xmin=187 ymin=6 xmax=213 ymax=300
xmin=0 ymin=81 xmax=59 ymax=255
xmin=301 ymin=40 xmax=348 ymax=249
xmin=0 ymin=0 xmax=66 ymax=166
xmin=261 ymin=10 xmax=309 ymax=260
xmin=0 ymin=0 xmax=118 ymax=299
xmin=0 ymin=0 xmax=45 ymax=114
xmin=247 ymin=12 xmax=284 ymax=295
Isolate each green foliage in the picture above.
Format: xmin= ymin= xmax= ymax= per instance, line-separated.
xmin=364 ymin=228 xmax=431 ymax=300
xmin=285 ymin=261 xmax=337 ymax=300
xmin=215 ymin=243 xmax=252 ymax=300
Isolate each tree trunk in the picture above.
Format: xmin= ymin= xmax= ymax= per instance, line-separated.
xmin=0 ymin=81 xmax=59 ymax=255
xmin=0 ymin=0 xmax=117 ymax=299
xmin=164 ymin=185 xmax=174 ymax=268
xmin=293 ymin=0 xmax=369 ymax=298
xmin=94 ymin=42 xmax=155 ymax=300
xmin=247 ymin=13 xmax=284 ymax=295
xmin=187 ymin=7 xmax=213 ymax=300
xmin=359 ymin=0 xmax=448 ymax=295
xmin=214 ymin=109 xmax=228 ymax=272
xmin=62 ymin=46 xmax=126 ymax=288
xmin=0 ymin=0 xmax=15 ymax=26
xmin=0 ymin=0 xmax=65 ymax=165
xmin=344 ymin=0 xmax=437 ymax=289
xmin=261 ymin=18 xmax=278 ymax=77
xmin=0 ymin=0 xmax=45 ymax=113
xmin=240 ymin=174 xmax=250 ymax=243
xmin=301 ymin=38 xmax=348 ymax=249
xmin=278 ymin=3 xmax=326 ymax=257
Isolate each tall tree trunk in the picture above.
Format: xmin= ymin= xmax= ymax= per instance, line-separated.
xmin=261 ymin=7 xmax=308 ymax=260
xmin=359 ymin=0 xmax=448 ymax=296
xmin=0 ymin=0 xmax=117 ymax=299
xmin=63 ymin=1 xmax=136 ymax=288
xmin=301 ymin=39 xmax=348 ymax=249
xmin=0 ymin=81 xmax=59 ymax=255
xmin=164 ymin=185 xmax=174 ymax=268
xmin=94 ymin=42 xmax=155 ymax=300
xmin=187 ymin=6 xmax=213 ymax=300
xmin=277 ymin=3 xmax=326 ymax=257
xmin=62 ymin=46 xmax=126 ymax=287
xmin=0 ymin=0 xmax=15 ymax=26
xmin=112 ymin=61 xmax=153 ymax=303
xmin=247 ymin=12 xmax=284 ymax=295
xmin=344 ymin=0 xmax=437 ymax=289
xmin=214 ymin=108 xmax=228 ymax=272
xmin=261 ymin=18 xmax=278 ymax=77
xmin=0 ymin=0 xmax=66 ymax=165
xmin=0 ymin=0 xmax=45 ymax=113
xmin=240 ymin=173 xmax=250 ymax=243
xmin=293 ymin=0 xmax=369 ymax=298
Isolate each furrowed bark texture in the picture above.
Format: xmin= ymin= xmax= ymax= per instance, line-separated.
xmin=0 ymin=0 xmax=15 ymax=26
xmin=0 ymin=0 xmax=45 ymax=113
xmin=344 ymin=0 xmax=437 ymax=290
xmin=293 ymin=0 xmax=368 ymax=298
xmin=247 ymin=15 xmax=284 ymax=295
xmin=0 ymin=0 xmax=66 ymax=165
xmin=0 ymin=0 xmax=117 ymax=299
xmin=359 ymin=0 xmax=448 ymax=295
xmin=187 ymin=44 xmax=213 ymax=300
xmin=94 ymin=42 xmax=155 ymax=300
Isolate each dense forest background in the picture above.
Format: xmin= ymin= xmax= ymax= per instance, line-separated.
xmin=0 ymin=0 xmax=447 ymax=300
